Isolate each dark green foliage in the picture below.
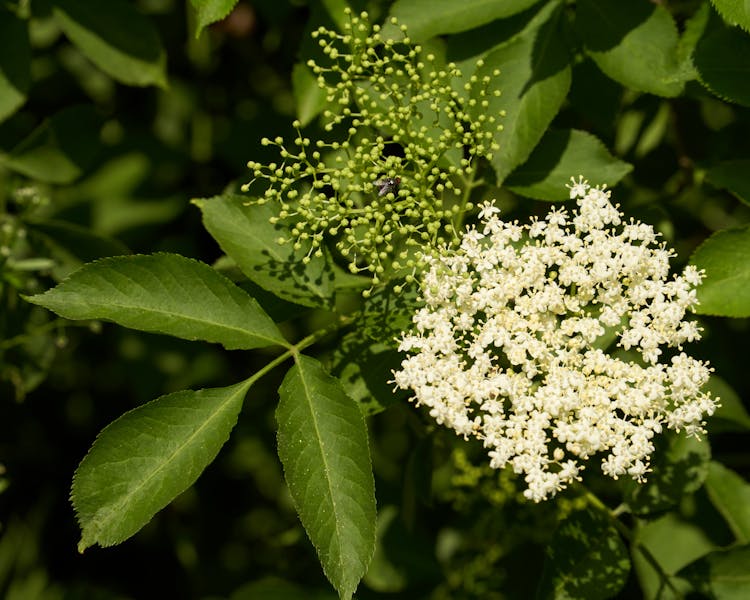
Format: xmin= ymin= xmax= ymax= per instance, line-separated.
xmin=3 ymin=1 xmax=750 ymax=599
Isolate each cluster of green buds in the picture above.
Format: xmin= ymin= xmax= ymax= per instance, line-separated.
xmin=243 ymin=9 xmax=503 ymax=285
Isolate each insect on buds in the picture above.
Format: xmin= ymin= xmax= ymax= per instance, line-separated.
xmin=374 ymin=177 xmax=401 ymax=196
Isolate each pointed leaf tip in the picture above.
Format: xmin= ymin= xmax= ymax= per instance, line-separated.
xmin=276 ymin=356 xmax=376 ymax=599
xmin=26 ymin=253 xmax=288 ymax=349
xmin=72 ymin=380 xmax=253 ymax=549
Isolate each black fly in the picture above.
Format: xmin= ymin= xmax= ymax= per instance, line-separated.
xmin=374 ymin=177 xmax=401 ymax=197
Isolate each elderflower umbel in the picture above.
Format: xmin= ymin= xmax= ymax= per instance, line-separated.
xmin=242 ymin=9 xmax=502 ymax=284
xmin=394 ymin=177 xmax=717 ymax=502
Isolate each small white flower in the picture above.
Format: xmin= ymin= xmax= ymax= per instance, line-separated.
xmin=394 ymin=178 xmax=716 ymax=501
xmin=566 ymin=175 xmax=590 ymax=199
xmin=477 ymin=200 xmax=501 ymax=220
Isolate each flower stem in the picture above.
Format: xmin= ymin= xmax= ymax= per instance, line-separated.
xmin=452 ymin=160 xmax=480 ymax=234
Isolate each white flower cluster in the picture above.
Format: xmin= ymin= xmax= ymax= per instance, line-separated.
xmin=394 ymin=177 xmax=717 ymax=502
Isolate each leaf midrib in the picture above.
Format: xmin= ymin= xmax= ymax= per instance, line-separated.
xmin=65 ymin=292 xmax=283 ymax=346
xmin=297 ymin=360 xmax=348 ymax=570
xmin=85 ymin=382 xmax=249 ymax=536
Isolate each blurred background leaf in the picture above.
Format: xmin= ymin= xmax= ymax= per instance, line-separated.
xmin=52 ymin=0 xmax=167 ymax=88
xmin=0 ymin=9 xmax=31 ymax=123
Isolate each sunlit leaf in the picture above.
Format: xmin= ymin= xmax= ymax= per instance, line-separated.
xmin=506 ymin=129 xmax=632 ymax=200
xmin=0 ymin=9 xmax=30 ymax=122
xmin=26 ymin=253 xmax=287 ymax=350
xmin=195 ymin=194 xmax=335 ymax=308
xmin=52 ymin=0 xmax=167 ymax=87
xmin=73 ymin=379 xmax=252 ymax=551
xmin=705 ymin=462 xmax=750 ymax=544
xmin=577 ymin=0 xmax=685 ymax=97
xmin=690 ymin=225 xmax=750 ymax=317
xmin=387 ymin=0 xmax=543 ymax=42
xmin=470 ymin=1 xmax=572 ymax=184
xmin=537 ymin=505 xmax=630 ymax=599
xmin=277 ymin=355 xmax=376 ymax=600
xmin=710 ymin=0 xmax=750 ymax=33
xmin=190 ymin=0 xmax=240 ymax=38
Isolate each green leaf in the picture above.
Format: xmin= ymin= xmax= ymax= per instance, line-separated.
xmin=316 ymin=0 xmax=352 ymax=32
xmin=195 ymin=194 xmax=335 ymax=309
xmin=679 ymin=545 xmax=750 ymax=599
xmin=0 ymin=9 xmax=31 ymax=122
xmin=676 ymin=2 xmax=711 ymax=82
xmin=577 ymin=0 xmax=685 ymax=97
xmin=471 ymin=1 xmax=572 ymax=184
xmin=706 ymin=160 xmax=750 ymax=206
xmin=73 ymin=379 xmax=252 ymax=551
xmin=694 ymin=19 xmax=750 ymax=107
xmin=537 ymin=505 xmax=630 ymax=599
xmin=387 ymin=0 xmax=544 ymax=42
xmin=690 ymin=225 xmax=750 ymax=317
xmin=359 ymin=279 xmax=421 ymax=348
xmin=25 ymin=219 xmax=130 ymax=264
xmin=292 ymin=62 xmax=328 ymax=127
xmin=277 ymin=355 xmax=376 ymax=600
xmin=632 ymin=512 xmax=716 ymax=599
xmin=624 ymin=432 xmax=711 ymax=515
xmin=1 ymin=105 xmax=101 ymax=184
xmin=711 ymin=0 xmax=750 ymax=33
xmin=328 ymin=334 xmax=407 ymax=416
xmin=705 ymin=462 xmax=750 ymax=543
xmin=25 ymin=253 xmax=287 ymax=350
xmin=505 ymin=129 xmax=632 ymax=200
xmin=189 ymin=0 xmax=239 ymax=38
xmin=706 ymin=376 xmax=750 ymax=432
xmin=52 ymin=0 xmax=166 ymax=88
